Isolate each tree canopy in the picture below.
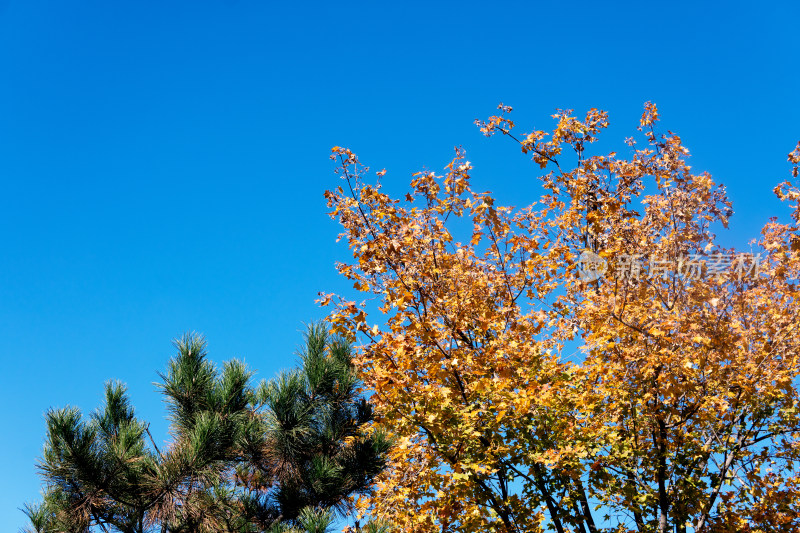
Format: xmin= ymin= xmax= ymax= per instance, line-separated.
xmin=24 ymin=323 xmax=389 ymax=533
xmin=322 ymin=103 xmax=800 ymax=532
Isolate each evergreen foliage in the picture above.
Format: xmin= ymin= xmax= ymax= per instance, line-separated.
xmin=23 ymin=323 xmax=389 ymax=533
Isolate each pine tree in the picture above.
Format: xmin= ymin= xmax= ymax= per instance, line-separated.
xmin=23 ymin=324 xmax=389 ymax=533
xmin=247 ymin=323 xmax=390 ymax=528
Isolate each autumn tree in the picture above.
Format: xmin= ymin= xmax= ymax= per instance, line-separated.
xmin=322 ymin=104 xmax=800 ymax=532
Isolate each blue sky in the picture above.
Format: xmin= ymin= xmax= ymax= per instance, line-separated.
xmin=1 ymin=0 xmax=798 ymax=530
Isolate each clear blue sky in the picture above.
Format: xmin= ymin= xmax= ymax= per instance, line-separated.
xmin=1 ymin=1 xmax=798 ymax=530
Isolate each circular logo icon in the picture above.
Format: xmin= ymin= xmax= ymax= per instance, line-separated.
xmin=577 ymin=250 xmax=607 ymax=282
